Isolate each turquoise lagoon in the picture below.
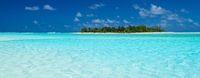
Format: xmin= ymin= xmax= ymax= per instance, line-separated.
xmin=0 ymin=33 xmax=200 ymax=78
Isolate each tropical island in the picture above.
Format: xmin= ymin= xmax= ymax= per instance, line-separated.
xmin=80 ymin=25 xmax=164 ymax=33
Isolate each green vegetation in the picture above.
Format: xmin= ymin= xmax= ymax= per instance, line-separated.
xmin=80 ymin=25 xmax=164 ymax=33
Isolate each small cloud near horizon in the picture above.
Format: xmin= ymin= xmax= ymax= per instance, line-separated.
xmin=25 ymin=6 xmax=40 ymax=11
xmin=89 ymin=3 xmax=105 ymax=10
xmin=43 ymin=4 xmax=56 ymax=11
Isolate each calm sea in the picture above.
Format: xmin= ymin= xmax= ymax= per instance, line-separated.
xmin=0 ymin=33 xmax=200 ymax=78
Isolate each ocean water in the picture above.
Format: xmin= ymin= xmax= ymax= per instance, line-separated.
xmin=0 ymin=33 xmax=200 ymax=78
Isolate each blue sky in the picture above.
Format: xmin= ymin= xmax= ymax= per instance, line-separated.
xmin=0 ymin=0 xmax=200 ymax=32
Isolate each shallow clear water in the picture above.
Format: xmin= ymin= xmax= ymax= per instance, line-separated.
xmin=0 ymin=33 xmax=200 ymax=78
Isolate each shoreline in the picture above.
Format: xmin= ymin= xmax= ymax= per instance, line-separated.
xmin=72 ymin=32 xmax=200 ymax=34
xmin=0 ymin=32 xmax=200 ymax=34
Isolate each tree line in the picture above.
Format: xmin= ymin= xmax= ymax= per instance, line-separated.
xmin=80 ymin=25 xmax=164 ymax=33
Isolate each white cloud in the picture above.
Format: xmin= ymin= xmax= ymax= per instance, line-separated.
xmin=73 ymin=12 xmax=84 ymax=22
xmin=108 ymin=19 xmax=119 ymax=24
xmin=166 ymin=14 xmax=183 ymax=22
xmin=133 ymin=4 xmax=189 ymax=23
xmin=25 ymin=6 xmax=39 ymax=11
xmin=123 ymin=20 xmax=129 ymax=24
xmin=76 ymin=12 xmax=82 ymax=17
xmin=133 ymin=4 xmax=152 ymax=17
xmin=134 ymin=4 xmax=200 ymax=28
xmin=91 ymin=19 xmax=119 ymax=24
xmin=194 ymin=22 xmax=200 ymax=26
xmin=150 ymin=4 xmax=168 ymax=15
xmin=139 ymin=10 xmax=150 ymax=17
xmin=188 ymin=18 xmax=193 ymax=23
xmin=74 ymin=12 xmax=83 ymax=22
xmin=133 ymin=4 xmax=168 ymax=17
xmin=33 ymin=20 xmax=39 ymax=24
xmin=74 ymin=17 xmax=80 ymax=22
xmin=106 ymin=19 xmax=116 ymax=23
xmin=89 ymin=3 xmax=105 ymax=10
xmin=25 ymin=5 xmax=56 ymax=11
xmin=43 ymin=4 xmax=56 ymax=11
xmin=187 ymin=18 xmax=200 ymax=26
xmin=133 ymin=4 xmax=140 ymax=10
xmin=90 ymin=18 xmax=132 ymax=27
xmin=91 ymin=19 xmax=119 ymax=27
xmin=92 ymin=19 xmax=105 ymax=23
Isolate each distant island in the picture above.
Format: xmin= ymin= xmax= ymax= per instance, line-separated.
xmin=80 ymin=25 xmax=164 ymax=33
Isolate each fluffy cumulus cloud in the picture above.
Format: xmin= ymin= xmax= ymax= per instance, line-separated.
xmin=89 ymin=3 xmax=105 ymax=10
xmin=25 ymin=6 xmax=40 ymax=11
xmin=25 ymin=4 xmax=56 ymax=11
xmin=133 ymin=4 xmax=168 ymax=17
xmin=133 ymin=5 xmax=146 ymax=17
xmin=150 ymin=4 xmax=168 ymax=15
xmin=133 ymin=4 xmax=200 ymax=29
xmin=43 ymin=4 xmax=56 ymax=11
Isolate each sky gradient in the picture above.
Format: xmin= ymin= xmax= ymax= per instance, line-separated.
xmin=0 ymin=0 xmax=200 ymax=32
